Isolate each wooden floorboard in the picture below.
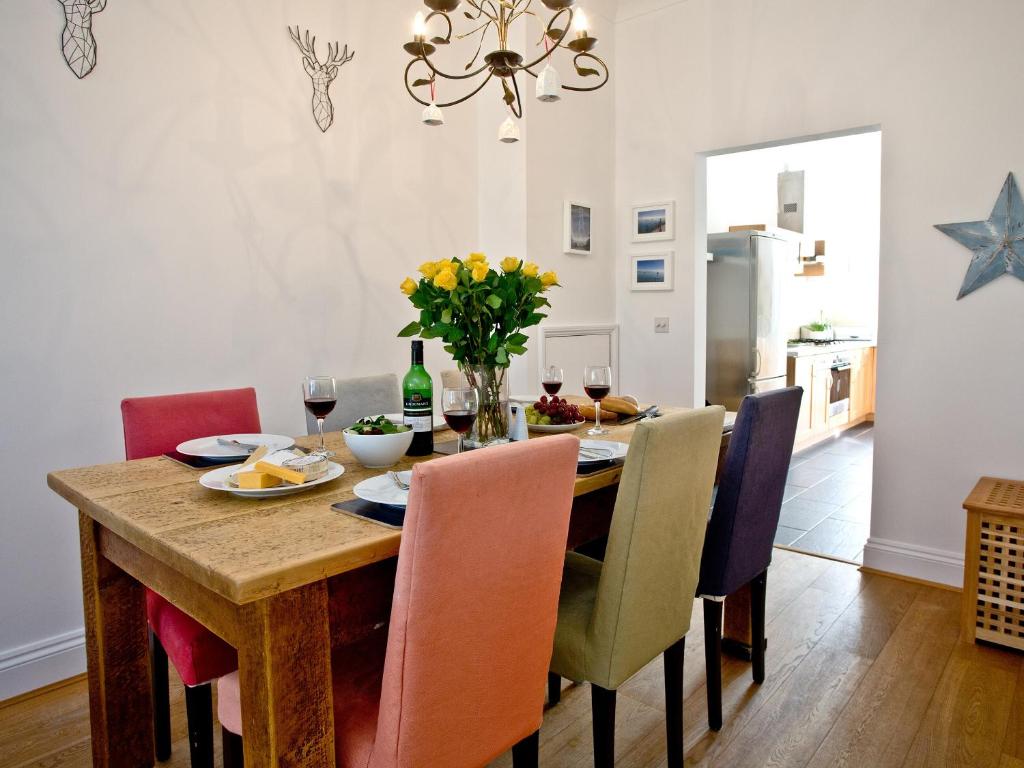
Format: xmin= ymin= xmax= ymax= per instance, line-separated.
xmin=3 ymin=551 xmax=1024 ymax=767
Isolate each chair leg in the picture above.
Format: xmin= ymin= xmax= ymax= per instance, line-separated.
xmin=703 ymin=598 xmax=724 ymax=731
xmin=512 ymin=729 xmax=539 ymax=768
xmin=548 ymin=672 xmax=562 ymax=706
xmin=591 ymin=684 xmax=617 ymax=768
xmin=751 ymin=570 xmax=768 ymax=685
xmin=222 ymin=726 xmax=244 ymax=768
xmin=184 ymin=683 xmax=214 ymax=768
xmin=664 ymin=638 xmax=685 ymax=768
xmin=150 ymin=631 xmax=172 ymax=762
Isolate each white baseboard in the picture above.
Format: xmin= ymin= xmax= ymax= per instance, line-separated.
xmin=0 ymin=628 xmax=86 ymax=702
xmin=862 ymin=537 xmax=964 ymax=588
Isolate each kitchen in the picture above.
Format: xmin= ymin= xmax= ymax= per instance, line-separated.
xmin=705 ymin=130 xmax=881 ymax=562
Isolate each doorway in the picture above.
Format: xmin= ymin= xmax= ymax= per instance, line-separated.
xmin=701 ymin=128 xmax=882 ymax=563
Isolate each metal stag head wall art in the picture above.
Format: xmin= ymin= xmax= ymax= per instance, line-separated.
xmin=288 ymin=26 xmax=355 ymax=133
xmin=59 ymin=0 xmax=106 ymax=78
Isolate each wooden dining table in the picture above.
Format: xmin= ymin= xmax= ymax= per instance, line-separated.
xmin=48 ymin=407 xmax=750 ymax=767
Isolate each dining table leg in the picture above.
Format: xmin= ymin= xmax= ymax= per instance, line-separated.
xmin=78 ymin=511 xmax=155 ymax=767
xmin=237 ymin=580 xmax=336 ymax=767
xmin=722 ymin=582 xmax=754 ymax=660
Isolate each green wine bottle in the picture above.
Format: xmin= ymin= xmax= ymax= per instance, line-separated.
xmin=403 ymin=340 xmax=434 ymax=456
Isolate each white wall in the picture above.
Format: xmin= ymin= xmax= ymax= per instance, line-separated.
xmin=615 ymin=0 xmax=1024 ymax=585
xmin=0 ymin=0 xmax=619 ymax=700
xmin=706 ymin=131 xmax=882 ymax=338
xmin=0 ymin=0 xmax=483 ymax=698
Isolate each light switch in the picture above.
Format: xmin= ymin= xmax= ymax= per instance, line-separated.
xmin=654 ymin=317 xmax=670 ymax=334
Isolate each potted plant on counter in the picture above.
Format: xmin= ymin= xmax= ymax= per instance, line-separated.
xmin=398 ymin=253 xmax=559 ymax=446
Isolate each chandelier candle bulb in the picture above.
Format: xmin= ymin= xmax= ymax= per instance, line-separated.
xmin=573 ymin=8 xmax=589 ymax=38
xmin=412 ymin=12 xmax=427 ymax=42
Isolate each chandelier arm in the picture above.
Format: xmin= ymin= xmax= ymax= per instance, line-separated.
xmin=508 ymin=0 xmax=534 ymax=26
xmin=424 ymin=10 xmax=454 ymax=44
xmin=508 ymin=71 xmax=524 ymax=119
xmin=464 ymin=0 xmax=498 ymax=23
xmin=559 ymin=53 xmax=610 ymax=92
xmin=405 ymin=59 xmax=496 ymax=107
xmin=517 ymin=7 xmax=573 ymax=71
xmin=419 ymin=49 xmax=491 ymax=80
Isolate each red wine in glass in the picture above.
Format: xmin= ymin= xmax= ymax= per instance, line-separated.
xmin=583 ymin=385 xmax=610 ymax=401
xmin=303 ymin=376 xmax=338 ymax=453
xmin=542 ymin=381 xmax=563 ymax=395
xmin=304 ymin=397 xmax=337 ymax=419
xmin=443 ymin=410 xmax=477 ymax=434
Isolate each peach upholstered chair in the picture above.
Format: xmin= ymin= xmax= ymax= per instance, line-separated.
xmin=218 ymin=433 xmax=581 ymax=767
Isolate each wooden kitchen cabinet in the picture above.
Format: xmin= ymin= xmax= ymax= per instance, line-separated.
xmin=849 ymin=347 xmax=876 ymax=421
xmin=787 ymin=346 xmax=875 ymax=451
xmin=788 ymin=356 xmax=814 ymax=444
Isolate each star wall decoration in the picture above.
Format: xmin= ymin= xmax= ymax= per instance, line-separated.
xmin=935 ymin=172 xmax=1024 ymax=299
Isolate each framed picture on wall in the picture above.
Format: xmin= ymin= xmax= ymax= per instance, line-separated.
xmin=630 ymin=252 xmax=674 ymax=291
xmin=632 ymin=201 xmax=675 ymax=242
xmin=563 ymin=200 xmax=592 ymax=255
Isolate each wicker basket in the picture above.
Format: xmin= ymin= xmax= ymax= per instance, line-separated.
xmin=963 ymin=477 xmax=1024 ymax=649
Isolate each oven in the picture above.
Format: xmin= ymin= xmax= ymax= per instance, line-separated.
xmin=828 ymin=356 xmax=851 ymax=418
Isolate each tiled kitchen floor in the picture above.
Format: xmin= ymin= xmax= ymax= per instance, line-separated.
xmin=776 ymin=423 xmax=874 ymax=563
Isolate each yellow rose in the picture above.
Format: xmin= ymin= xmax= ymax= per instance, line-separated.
xmin=400 ymin=277 xmax=418 ymax=296
xmin=467 ymin=252 xmax=487 ymax=264
xmin=471 ymin=262 xmax=490 ymax=282
xmin=522 ymin=262 xmax=539 ymax=278
xmin=500 ymin=257 xmax=521 ymax=273
xmin=540 ymin=271 xmax=558 ymax=289
xmin=433 ymin=269 xmax=458 ymax=291
xmin=418 ymin=261 xmax=440 ymax=279
xmin=437 ymin=258 xmax=456 ymax=273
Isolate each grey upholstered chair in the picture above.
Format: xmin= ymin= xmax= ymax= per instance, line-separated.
xmin=304 ymin=373 xmax=402 ymax=435
xmin=697 ymin=386 xmax=803 ymax=731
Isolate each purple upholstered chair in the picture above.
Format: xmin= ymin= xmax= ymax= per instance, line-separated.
xmin=696 ymin=387 xmax=803 ymax=731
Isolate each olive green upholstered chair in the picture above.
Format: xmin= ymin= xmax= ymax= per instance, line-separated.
xmin=547 ymin=406 xmax=726 ymax=768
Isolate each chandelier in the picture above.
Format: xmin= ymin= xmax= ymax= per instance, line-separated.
xmin=402 ymin=0 xmax=610 ymax=142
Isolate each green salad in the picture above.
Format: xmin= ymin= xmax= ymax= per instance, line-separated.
xmin=348 ymin=415 xmax=410 ymax=435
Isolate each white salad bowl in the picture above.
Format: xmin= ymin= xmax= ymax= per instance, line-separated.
xmin=342 ymin=428 xmax=415 ymax=468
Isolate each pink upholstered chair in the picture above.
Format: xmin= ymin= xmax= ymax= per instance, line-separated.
xmin=217 ymin=434 xmax=581 ymax=768
xmin=121 ymin=388 xmax=259 ymax=767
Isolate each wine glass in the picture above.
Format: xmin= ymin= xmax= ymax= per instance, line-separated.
xmin=303 ymin=376 xmax=337 ymax=453
xmin=442 ymin=387 xmax=479 ymax=454
xmin=542 ymin=365 xmax=564 ymax=395
xmin=583 ymin=365 xmax=612 ymax=436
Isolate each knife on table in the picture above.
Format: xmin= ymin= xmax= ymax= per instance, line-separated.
xmin=616 ymin=406 xmax=660 ymax=426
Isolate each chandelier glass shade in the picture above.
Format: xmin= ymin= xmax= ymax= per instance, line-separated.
xmin=402 ymin=0 xmax=609 ymax=131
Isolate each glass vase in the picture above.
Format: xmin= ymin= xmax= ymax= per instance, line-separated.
xmin=464 ymin=365 xmax=510 ymax=447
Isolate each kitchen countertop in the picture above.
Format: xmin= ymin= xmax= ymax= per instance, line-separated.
xmin=787 ymin=340 xmax=876 ymax=358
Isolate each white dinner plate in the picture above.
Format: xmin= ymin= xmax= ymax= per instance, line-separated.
xmin=528 ymin=421 xmax=586 ymax=434
xmin=353 ymin=471 xmax=413 ymax=508
xmin=199 ymin=461 xmax=344 ymax=499
xmin=578 ymin=440 xmax=629 ymax=465
xmin=177 ymin=433 xmax=295 ymax=460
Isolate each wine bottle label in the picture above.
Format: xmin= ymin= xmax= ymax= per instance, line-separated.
xmin=404 ymin=393 xmax=432 ymax=433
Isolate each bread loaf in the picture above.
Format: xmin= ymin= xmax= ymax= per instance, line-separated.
xmin=577 ymin=404 xmax=618 ymax=422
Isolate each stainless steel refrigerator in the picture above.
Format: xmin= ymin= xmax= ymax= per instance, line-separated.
xmin=706 ymin=231 xmax=797 ymax=411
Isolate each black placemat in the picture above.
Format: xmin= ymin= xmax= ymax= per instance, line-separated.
xmin=332 ymin=499 xmax=405 ymax=529
xmin=577 ymin=460 xmax=624 ymax=476
xmin=162 ymin=451 xmax=242 ymax=469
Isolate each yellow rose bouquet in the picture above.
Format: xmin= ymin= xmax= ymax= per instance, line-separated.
xmin=398 ymin=253 xmax=559 ymax=444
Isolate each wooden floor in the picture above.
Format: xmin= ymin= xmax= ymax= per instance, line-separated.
xmin=3 ymin=548 xmax=1023 ymax=768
